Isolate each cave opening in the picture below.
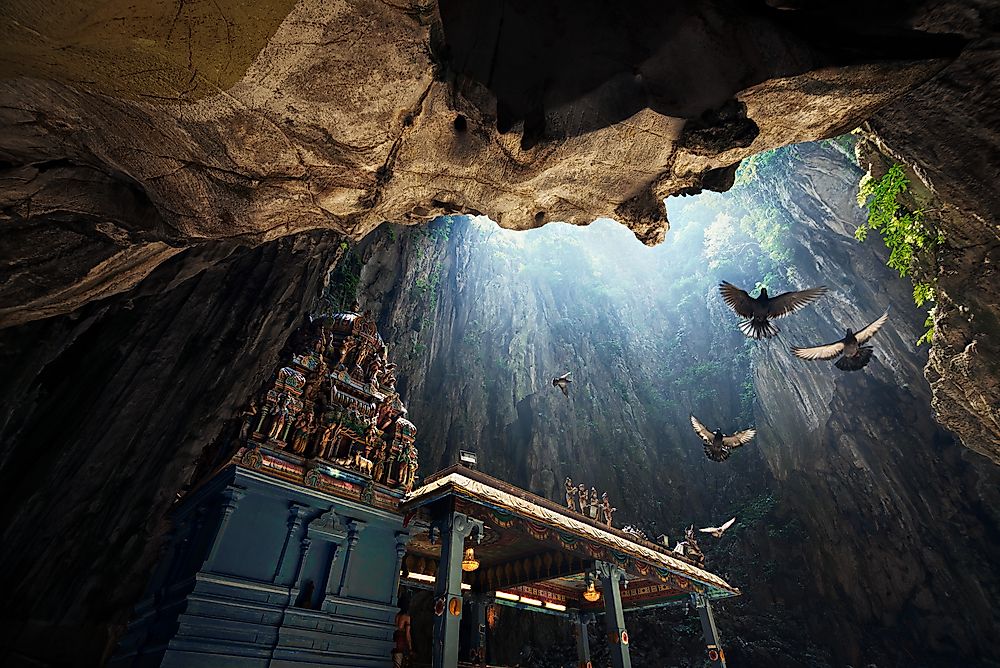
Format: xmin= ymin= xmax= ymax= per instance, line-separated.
xmin=313 ymin=136 xmax=1000 ymax=667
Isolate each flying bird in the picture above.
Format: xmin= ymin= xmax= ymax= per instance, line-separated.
xmin=791 ymin=309 xmax=890 ymax=371
xmin=699 ymin=517 xmax=736 ymax=539
xmin=552 ymin=372 xmax=573 ymax=397
xmin=690 ymin=414 xmax=757 ymax=462
xmin=719 ymin=281 xmax=828 ymax=339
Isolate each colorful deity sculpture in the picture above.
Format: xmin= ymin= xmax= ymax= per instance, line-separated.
xmin=601 ymin=492 xmax=615 ymax=527
xmin=267 ymin=394 xmax=292 ymax=442
xmin=398 ymin=443 xmax=419 ymax=492
xmin=588 ymin=488 xmax=600 ymax=520
xmin=239 ymin=399 xmax=258 ymax=442
xmin=289 ymin=411 xmax=313 ymax=454
xmin=372 ymin=442 xmax=390 ymax=482
xmin=235 ymin=306 xmax=419 ymax=496
xmin=564 ymin=477 xmax=575 ymax=511
xmin=684 ymin=525 xmax=705 ymax=566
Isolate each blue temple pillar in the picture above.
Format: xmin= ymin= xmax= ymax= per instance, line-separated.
xmin=335 ymin=519 xmax=365 ymax=597
xmin=692 ymin=593 xmax=728 ymax=667
xmin=202 ymin=485 xmax=245 ymax=571
xmin=575 ymin=611 xmax=594 ymax=668
xmin=431 ymin=509 xmax=483 ymax=668
xmin=274 ymin=502 xmax=309 ymax=584
xmin=596 ymin=561 xmax=631 ymax=668
xmin=390 ymin=531 xmax=411 ymax=605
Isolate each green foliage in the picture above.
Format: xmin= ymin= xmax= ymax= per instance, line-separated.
xmin=820 ymin=133 xmax=859 ymax=166
xmin=912 ymin=281 xmax=935 ymax=308
xmin=855 ymin=164 xmax=940 ymax=310
xmin=415 ymin=261 xmax=443 ymax=309
xmin=325 ymin=244 xmax=362 ymax=311
xmin=916 ymin=311 xmax=935 ymax=347
xmin=740 ymin=493 xmax=777 ymax=526
xmin=734 ymin=148 xmax=779 ymax=187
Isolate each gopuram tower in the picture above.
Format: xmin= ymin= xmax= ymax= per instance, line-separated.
xmin=111 ymin=306 xmax=419 ymax=668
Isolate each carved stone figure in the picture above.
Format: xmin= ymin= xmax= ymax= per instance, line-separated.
xmin=289 ymin=411 xmax=313 ymax=454
xmin=334 ymin=336 xmax=357 ymax=367
xmin=314 ymin=327 xmax=327 ymax=354
xmin=576 ymin=484 xmax=587 ymax=514
xmin=684 ymin=525 xmax=705 ymax=566
xmin=239 ymin=399 xmax=258 ymax=442
xmin=354 ymin=450 xmax=374 ymax=476
xmin=601 ymin=492 xmax=616 ymax=526
xmin=588 ymin=488 xmax=599 ymax=520
xmin=318 ymin=421 xmax=343 ymax=460
xmin=399 ymin=443 xmax=419 ymax=493
xmin=372 ymin=443 xmax=389 ymax=482
xmin=303 ymin=355 xmax=327 ymax=403
xmin=369 ymin=355 xmax=384 ymax=385
xmin=564 ymin=477 xmax=575 ymax=511
xmin=364 ymin=418 xmax=383 ymax=447
xmin=268 ymin=395 xmax=292 ymax=441
xmin=383 ymin=363 xmax=398 ymax=391
xmin=354 ymin=342 xmax=372 ymax=373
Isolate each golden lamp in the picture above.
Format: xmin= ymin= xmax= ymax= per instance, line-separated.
xmin=461 ymin=547 xmax=480 ymax=572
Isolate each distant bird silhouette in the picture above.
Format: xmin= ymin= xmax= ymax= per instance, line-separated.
xmin=699 ymin=517 xmax=736 ymax=539
xmin=719 ymin=281 xmax=827 ymax=339
xmin=552 ymin=372 xmax=573 ymax=398
xmin=791 ymin=309 xmax=890 ymax=371
xmin=690 ymin=414 xmax=757 ymax=462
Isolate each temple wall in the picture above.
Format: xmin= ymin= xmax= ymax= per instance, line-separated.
xmin=111 ymin=466 xmax=406 ymax=668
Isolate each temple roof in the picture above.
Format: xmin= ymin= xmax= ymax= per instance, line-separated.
xmin=401 ymin=466 xmax=739 ymax=606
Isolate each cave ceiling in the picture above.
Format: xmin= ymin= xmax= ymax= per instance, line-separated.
xmin=0 ymin=0 xmax=964 ymax=327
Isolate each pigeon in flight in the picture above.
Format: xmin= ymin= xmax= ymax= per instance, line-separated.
xmin=719 ymin=281 xmax=828 ymax=339
xmin=690 ymin=414 xmax=757 ymax=462
xmin=791 ymin=309 xmax=890 ymax=371
xmin=699 ymin=517 xmax=736 ymax=539
xmin=552 ymin=372 xmax=572 ymax=398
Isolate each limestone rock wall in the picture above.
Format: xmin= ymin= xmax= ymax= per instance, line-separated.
xmin=865 ymin=29 xmax=1000 ymax=462
xmin=0 ymin=232 xmax=342 ymax=666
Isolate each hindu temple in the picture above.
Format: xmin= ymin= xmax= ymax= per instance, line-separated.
xmin=109 ymin=307 xmax=738 ymax=668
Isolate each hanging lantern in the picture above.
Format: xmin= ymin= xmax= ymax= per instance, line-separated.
xmin=583 ymin=581 xmax=601 ymax=602
xmin=461 ymin=547 xmax=480 ymax=572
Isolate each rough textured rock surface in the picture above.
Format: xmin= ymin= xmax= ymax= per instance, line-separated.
xmin=350 ymin=143 xmax=1000 ymax=666
xmin=0 ymin=232 xmax=343 ymax=666
xmin=0 ymin=0 xmax=970 ymax=327
xmin=863 ymin=17 xmax=1000 ymax=463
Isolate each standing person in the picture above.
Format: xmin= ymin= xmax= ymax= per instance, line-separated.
xmin=392 ymin=593 xmax=412 ymax=668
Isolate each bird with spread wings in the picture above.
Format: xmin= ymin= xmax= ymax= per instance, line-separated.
xmin=699 ymin=517 xmax=736 ymax=539
xmin=791 ymin=309 xmax=890 ymax=371
xmin=689 ymin=414 xmax=756 ymax=462
xmin=719 ymin=281 xmax=827 ymax=339
xmin=552 ymin=372 xmax=572 ymax=397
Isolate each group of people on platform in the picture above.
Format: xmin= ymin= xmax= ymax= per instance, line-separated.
xmin=564 ymin=477 xmax=616 ymax=526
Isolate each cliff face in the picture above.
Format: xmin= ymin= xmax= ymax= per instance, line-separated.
xmin=352 ymin=142 xmax=1000 ymax=666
